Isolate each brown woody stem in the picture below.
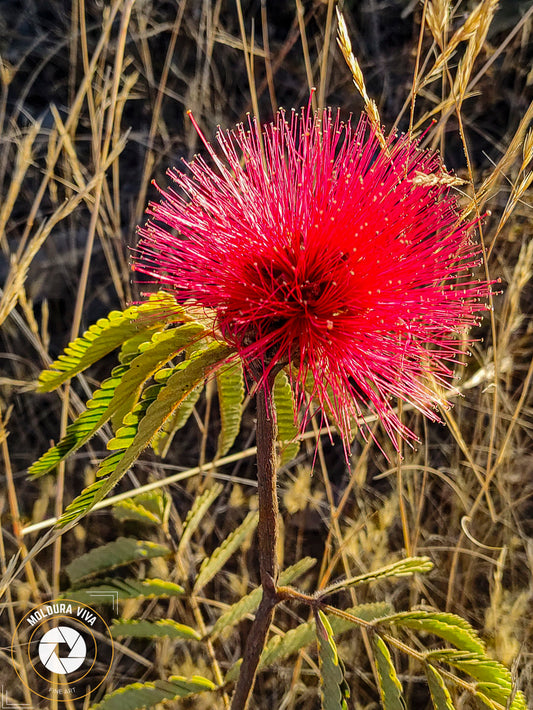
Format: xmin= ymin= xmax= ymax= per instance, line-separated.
xmin=230 ymin=369 xmax=280 ymax=710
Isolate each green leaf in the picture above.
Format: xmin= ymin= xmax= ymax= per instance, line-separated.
xmin=56 ymin=342 xmax=233 ymax=526
xmin=91 ymin=675 xmax=216 ymax=710
xmin=56 ymin=477 xmax=107 ymax=527
xmin=113 ymin=491 xmax=171 ymax=526
xmin=373 ymin=634 xmax=406 ymax=710
xmin=111 ymin=501 xmax=159 ymax=525
xmin=193 ymin=510 xmax=259 ymax=592
xmin=177 ymin=484 xmax=224 ymax=556
xmin=28 ymin=364 xmax=128 ymax=478
xmin=210 ymin=557 xmax=316 ymax=639
xmin=509 ymin=690 xmax=528 ymax=710
xmin=316 ymin=610 xmax=349 ymax=710
xmin=30 ymin=322 xmax=206 ymax=479
xmin=108 ymin=322 xmax=207 ymax=431
xmin=61 ymin=578 xmax=185 ymax=605
xmin=118 ymin=328 xmax=162 ymax=365
xmin=260 ymin=602 xmax=392 ymax=670
xmin=321 ymin=557 xmax=434 ymax=596
xmin=226 ymin=602 xmax=392 ymax=682
xmin=152 ymin=384 xmax=203 ymax=457
xmin=65 ymin=537 xmax=171 ymax=583
xmin=110 ymin=619 xmax=201 ymax=641
xmin=273 ymin=369 xmax=300 ymax=464
xmin=103 ymin=340 xmax=231 ymax=463
xmin=215 ymin=360 xmax=245 ymax=458
xmin=384 ymin=611 xmax=485 ymax=654
xmin=103 ymin=375 xmax=165 ymax=453
xmin=254 ymin=621 xmax=315 ymax=677
xmin=425 ymin=664 xmax=455 ymax=710
xmin=38 ymin=292 xmax=183 ymax=392
xmin=475 ymin=689 xmax=507 ymax=710
xmin=425 ymin=650 xmax=526 ymax=709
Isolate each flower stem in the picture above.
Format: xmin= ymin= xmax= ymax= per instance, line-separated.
xmin=230 ymin=371 xmax=280 ymax=710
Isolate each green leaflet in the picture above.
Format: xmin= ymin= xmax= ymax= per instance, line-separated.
xmin=112 ymin=491 xmax=171 ymax=526
xmin=28 ymin=363 xmax=128 ymax=478
xmin=57 ymin=478 xmax=109 ymax=527
xmin=151 ymin=384 xmax=202 ymax=457
xmin=38 ymin=292 xmax=182 ymax=392
xmin=65 ymin=538 xmax=171 ymax=583
xmin=104 ymin=342 xmax=232 ymax=457
xmin=209 ymin=557 xmax=317 ymax=639
xmin=225 ymin=602 xmax=392 ymax=682
xmin=29 ymin=322 xmax=207 ymax=479
xmin=215 ymin=360 xmax=245 ymax=458
xmin=109 ymin=323 xmax=207 ymax=431
xmin=316 ymin=610 xmax=350 ymax=710
xmin=261 ymin=601 xmax=392 ymax=669
xmin=193 ymin=510 xmax=259 ymax=592
xmin=113 ymin=500 xmax=161 ymax=524
xmin=104 ymin=375 xmax=166 ymax=454
xmin=509 ymin=689 xmax=528 ymax=710
xmin=384 ymin=611 xmax=485 ymax=654
xmin=425 ymin=664 xmax=455 ymax=710
xmin=151 ymin=336 xmax=211 ymax=456
xmin=425 ymin=650 xmax=527 ymax=710
xmin=110 ymin=619 xmax=201 ymax=641
xmin=56 ymin=342 xmax=233 ymax=527
xmin=273 ymin=369 xmax=300 ymax=464
xmin=118 ymin=328 xmax=162 ymax=365
xmin=320 ymin=557 xmax=434 ymax=597
xmin=91 ymin=675 xmax=216 ymax=710
xmin=61 ymin=578 xmax=185 ymax=605
xmin=177 ymin=484 xmax=224 ymax=556
xmin=373 ymin=635 xmax=407 ymax=710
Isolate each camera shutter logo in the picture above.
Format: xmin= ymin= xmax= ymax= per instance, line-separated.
xmin=38 ymin=626 xmax=87 ymax=674
xmin=12 ymin=599 xmax=114 ymax=702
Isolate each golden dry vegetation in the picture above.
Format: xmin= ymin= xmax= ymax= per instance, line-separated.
xmin=1 ymin=1 xmax=532 ymax=708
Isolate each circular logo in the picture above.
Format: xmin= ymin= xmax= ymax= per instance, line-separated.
xmin=38 ymin=626 xmax=87 ymax=674
xmin=12 ymin=599 xmax=114 ymax=702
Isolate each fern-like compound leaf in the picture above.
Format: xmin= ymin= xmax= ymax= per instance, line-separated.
xmin=62 ymin=578 xmax=185 ymax=605
xmin=28 ymin=364 xmax=128 ymax=478
xmin=315 ymin=609 xmax=350 ymax=710
xmin=65 ymin=537 xmax=171 ymax=583
xmin=209 ymin=557 xmax=316 ymax=639
xmin=384 ymin=611 xmax=485 ymax=654
xmin=425 ymin=664 xmax=455 ymax=710
xmin=38 ymin=292 xmax=182 ymax=392
xmin=373 ymin=634 xmax=407 ymax=710
xmin=56 ymin=342 xmax=233 ymax=526
xmin=193 ymin=510 xmax=259 ymax=592
xmin=30 ymin=322 xmax=207 ymax=478
xmin=274 ymin=369 xmax=300 ymax=464
xmin=110 ymin=619 xmax=201 ymax=641
xmin=177 ymin=484 xmax=224 ymax=556
xmin=112 ymin=491 xmax=171 ymax=526
xmin=320 ymin=556 xmax=434 ymax=597
xmin=215 ymin=359 xmax=244 ymax=458
xmin=91 ymin=675 xmax=216 ymax=710
xmin=108 ymin=322 xmax=207 ymax=430
xmin=425 ymin=650 xmax=526 ymax=710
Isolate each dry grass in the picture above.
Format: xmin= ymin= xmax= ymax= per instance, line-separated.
xmin=0 ymin=1 xmax=532 ymax=708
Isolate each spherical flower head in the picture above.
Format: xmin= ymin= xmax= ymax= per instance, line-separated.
xmin=134 ymin=105 xmax=491 ymax=453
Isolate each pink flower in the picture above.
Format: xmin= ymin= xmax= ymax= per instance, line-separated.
xmin=134 ymin=105 xmax=490 ymax=452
